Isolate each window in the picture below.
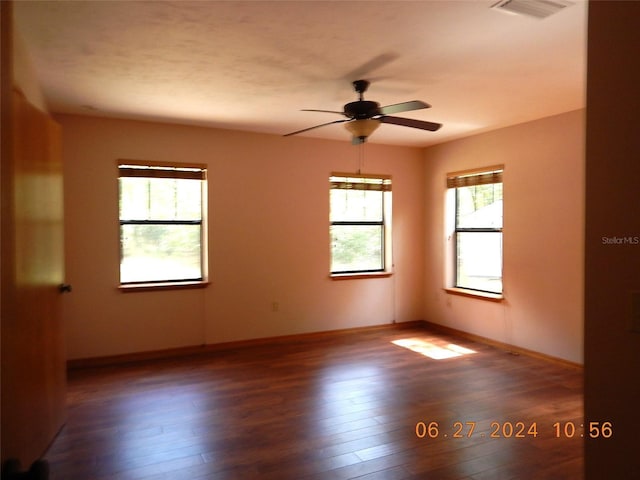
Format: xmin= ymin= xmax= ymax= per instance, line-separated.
xmin=448 ymin=168 xmax=503 ymax=294
xmin=329 ymin=173 xmax=391 ymax=275
xmin=118 ymin=161 xmax=207 ymax=286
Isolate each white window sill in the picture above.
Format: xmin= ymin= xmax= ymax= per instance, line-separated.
xmin=444 ymin=287 xmax=504 ymax=302
xmin=330 ymin=272 xmax=393 ymax=281
xmin=119 ymin=281 xmax=210 ymax=292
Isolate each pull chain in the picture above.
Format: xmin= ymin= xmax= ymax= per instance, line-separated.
xmin=357 ymin=142 xmax=364 ymax=174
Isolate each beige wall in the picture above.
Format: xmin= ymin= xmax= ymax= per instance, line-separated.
xmin=423 ymin=110 xmax=585 ymax=364
xmin=59 ymin=115 xmax=426 ymax=359
xmin=60 ymin=111 xmax=586 ymax=363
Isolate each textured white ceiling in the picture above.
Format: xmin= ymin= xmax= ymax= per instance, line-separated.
xmin=14 ymin=0 xmax=587 ymax=147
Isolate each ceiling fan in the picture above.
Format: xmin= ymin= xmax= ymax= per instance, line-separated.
xmin=284 ymin=79 xmax=442 ymax=144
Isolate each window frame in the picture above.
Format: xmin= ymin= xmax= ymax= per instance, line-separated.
xmin=329 ymin=172 xmax=392 ymax=279
xmin=446 ymin=166 xmax=504 ymax=298
xmin=117 ymin=159 xmax=209 ymax=290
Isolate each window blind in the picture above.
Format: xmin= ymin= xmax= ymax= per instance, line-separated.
xmin=330 ymin=174 xmax=392 ymax=192
xmin=119 ymin=164 xmax=206 ymax=180
xmin=447 ymin=169 xmax=503 ymax=188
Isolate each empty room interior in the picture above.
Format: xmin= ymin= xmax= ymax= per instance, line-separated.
xmin=2 ymin=1 xmax=638 ymax=479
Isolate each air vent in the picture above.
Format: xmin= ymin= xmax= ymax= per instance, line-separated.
xmin=491 ymin=0 xmax=573 ymax=19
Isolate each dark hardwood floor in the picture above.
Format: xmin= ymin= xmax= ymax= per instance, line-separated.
xmin=46 ymin=323 xmax=583 ymax=479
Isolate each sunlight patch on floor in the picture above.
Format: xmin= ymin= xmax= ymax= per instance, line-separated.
xmin=391 ymin=338 xmax=476 ymax=360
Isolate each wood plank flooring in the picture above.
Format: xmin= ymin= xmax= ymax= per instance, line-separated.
xmin=46 ymin=323 xmax=583 ymax=479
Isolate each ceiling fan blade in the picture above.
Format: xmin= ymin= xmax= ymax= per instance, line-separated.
xmin=379 ymin=100 xmax=431 ymax=115
xmin=342 ymin=52 xmax=399 ymax=82
xmin=379 ymin=115 xmax=442 ymax=132
xmin=301 ymin=109 xmax=346 ymax=116
xmin=283 ymin=119 xmax=348 ymax=137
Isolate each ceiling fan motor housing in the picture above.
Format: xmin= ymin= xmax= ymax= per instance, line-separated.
xmin=344 ymin=100 xmax=380 ymax=119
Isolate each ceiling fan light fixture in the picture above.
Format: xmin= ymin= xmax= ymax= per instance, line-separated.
xmin=344 ymin=119 xmax=381 ymax=141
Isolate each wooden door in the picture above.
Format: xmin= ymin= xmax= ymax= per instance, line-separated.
xmin=1 ymin=89 xmax=67 ymax=467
